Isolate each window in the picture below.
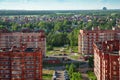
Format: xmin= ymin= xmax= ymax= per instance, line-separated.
xmin=25 ymin=66 xmax=34 ymax=69
xmin=112 ymin=76 xmax=118 ymax=80
xmin=105 ymin=60 xmax=107 ymax=63
xmin=113 ymin=66 xmax=117 ymax=70
xmin=12 ymin=71 xmax=22 ymax=74
xmin=25 ymin=70 xmax=34 ymax=73
xmin=105 ymin=70 xmax=107 ymax=73
xmin=12 ymin=75 xmax=21 ymax=79
xmin=113 ymin=61 xmax=117 ymax=65
xmin=113 ymin=71 xmax=116 ymax=75
xmin=25 ymin=61 xmax=34 ymax=64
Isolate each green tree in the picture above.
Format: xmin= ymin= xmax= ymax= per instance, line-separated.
xmin=38 ymin=21 xmax=47 ymax=31
xmin=72 ymin=72 xmax=82 ymax=80
xmin=88 ymin=56 xmax=94 ymax=68
xmin=54 ymin=22 xmax=63 ymax=31
xmin=47 ymin=45 xmax=53 ymax=51
xmin=68 ymin=29 xmax=79 ymax=49
xmin=68 ymin=63 xmax=75 ymax=78
xmin=0 ymin=25 xmax=5 ymax=29
xmin=66 ymin=64 xmax=69 ymax=71
xmin=11 ymin=23 xmax=18 ymax=31
xmin=87 ymin=71 xmax=97 ymax=80
xmin=47 ymin=32 xmax=69 ymax=47
xmin=68 ymin=32 xmax=74 ymax=48
xmin=63 ymin=19 xmax=72 ymax=25
xmin=86 ymin=21 xmax=93 ymax=30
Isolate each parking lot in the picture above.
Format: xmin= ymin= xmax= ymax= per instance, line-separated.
xmin=56 ymin=71 xmax=64 ymax=80
xmin=53 ymin=70 xmax=70 ymax=80
xmin=52 ymin=70 xmax=64 ymax=80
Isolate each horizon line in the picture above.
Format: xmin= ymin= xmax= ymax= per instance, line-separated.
xmin=0 ymin=9 xmax=120 ymax=11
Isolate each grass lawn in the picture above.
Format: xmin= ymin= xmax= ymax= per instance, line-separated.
xmin=69 ymin=54 xmax=80 ymax=60
xmin=43 ymin=69 xmax=54 ymax=80
xmin=46 ymin=47 xmax=70 ymax=56
xmin=46 ymin=51 xmax=55 ymax=56
xmin=72 ymin=46 xmax=78 ymax=53
xmin=46 ymin=46 xmax=78 ymax=56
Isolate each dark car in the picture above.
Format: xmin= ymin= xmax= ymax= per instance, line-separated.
xmin=53 ymin=77 xmax=56 ymax=80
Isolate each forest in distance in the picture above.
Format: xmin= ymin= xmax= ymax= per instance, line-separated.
xmin=0 ymin=10 xmax=120 ymax=50
xmin=0 ymin=9 xmax=120 ymax=15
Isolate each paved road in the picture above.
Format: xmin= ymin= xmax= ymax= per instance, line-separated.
xmin=79 ymin=62 xmax=89 ymax=80
xmin=56 ymin=71 xmax=64 ymax=80
xmin=81 ymin=73 xmax=89 ymax=80
xmin=48 ymin=55 xmax=90 ymax=80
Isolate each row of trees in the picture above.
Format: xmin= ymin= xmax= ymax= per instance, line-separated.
xmin=0 ymin=10 xmax=120 ymax=16
xmin=0 ymin=10 xmax=120 ymax=50
xmin=66 ymin=63 xmax=82 ymax=80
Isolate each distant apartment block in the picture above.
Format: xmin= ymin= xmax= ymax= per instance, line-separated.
xmin=93 ymin=40 xmax=120 ymax=80
xmin=0 ymin=29 xmax=45 ymax=80
xmin=0 ymin=28 xmax=46 ymax=56
xmin=78 ymin=27 xmax=120 ymax=55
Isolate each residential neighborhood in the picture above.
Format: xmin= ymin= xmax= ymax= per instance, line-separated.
xmin=0 ymin=0 xmax=120 ymax=80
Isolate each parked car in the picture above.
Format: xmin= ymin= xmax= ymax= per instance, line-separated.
xmin=53 ymin=70 xmax=57 ymax=80
xmin=54 ymin=70 xmax=57 ymax=74
xmin=64 ymin=70 xmax=67 ymax=73
xmin=64 ymin=76 xmax=70 ymax=80
xmin=63 ymin=54 xmax=67 ymax=56
xmin=64 ymin=70 xmax=70 ymax=80
xmin=53 ymin=76 xmax=56 ymax=80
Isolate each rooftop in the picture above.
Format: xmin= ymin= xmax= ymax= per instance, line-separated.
xmin=0 ymin=47 xmax=41 ymax=53
xmin=0 ymin=28 xmax=45 ymax=33
xmin=95 ymin=40 xmax=120 ymax=55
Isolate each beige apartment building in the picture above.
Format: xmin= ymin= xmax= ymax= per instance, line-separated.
xmin=78 ymin=27 xmax=120 ymax=55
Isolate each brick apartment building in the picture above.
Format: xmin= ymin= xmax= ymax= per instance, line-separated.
xmin=0 ymin=29 xmax=45 ymax=80
xmin=0 ymin=28 xmax=46 ymax=56
xmin=93 ymin=40 xmax=120 ymax=80
xmin=78 ymin=27 xmax=120 ymax=55
xmin=0 ymin=46 xmax=42 ymax=80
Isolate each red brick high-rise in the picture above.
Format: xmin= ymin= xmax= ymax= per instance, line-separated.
xmin=78 ymin=27 xmax=120 ymax=55
xmin=0 ymin=28 xmax=46 ymax=56
xmin=0 ymin=29 xmax=45 ymax=80
xmin=93 ymin=40 xmax=120 ymax=80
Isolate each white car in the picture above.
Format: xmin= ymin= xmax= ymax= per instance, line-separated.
xmin=53 ymin=75 xmax=56 ymax=80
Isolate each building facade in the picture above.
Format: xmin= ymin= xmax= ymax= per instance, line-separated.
xmin=0 ymin=29 xmax=45 ymax=80
xmin=0 ymin=46 xmax=42 ymax=80
xmin=0 ymin=29 xmax=46 ymax=56
xmin=93 ymin=40 xmax=120 ymax=80
xmin=78 ymin=27 xmax=120 ymax=55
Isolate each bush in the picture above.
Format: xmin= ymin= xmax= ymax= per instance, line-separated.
xmin=88 ymin=56 xmax=94 ymax=68
xmin=87 ymin=71 xmax=97 ymax=80
xmin=47 ymin=45 xmax=53 ymax=50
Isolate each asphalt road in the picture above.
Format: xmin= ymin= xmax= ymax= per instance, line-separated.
xmin=48 ymin=55 xmax=90 ymax=80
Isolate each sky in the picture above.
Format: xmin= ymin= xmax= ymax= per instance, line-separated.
xmin=0 ymin=0 xmax=120 ymax=10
